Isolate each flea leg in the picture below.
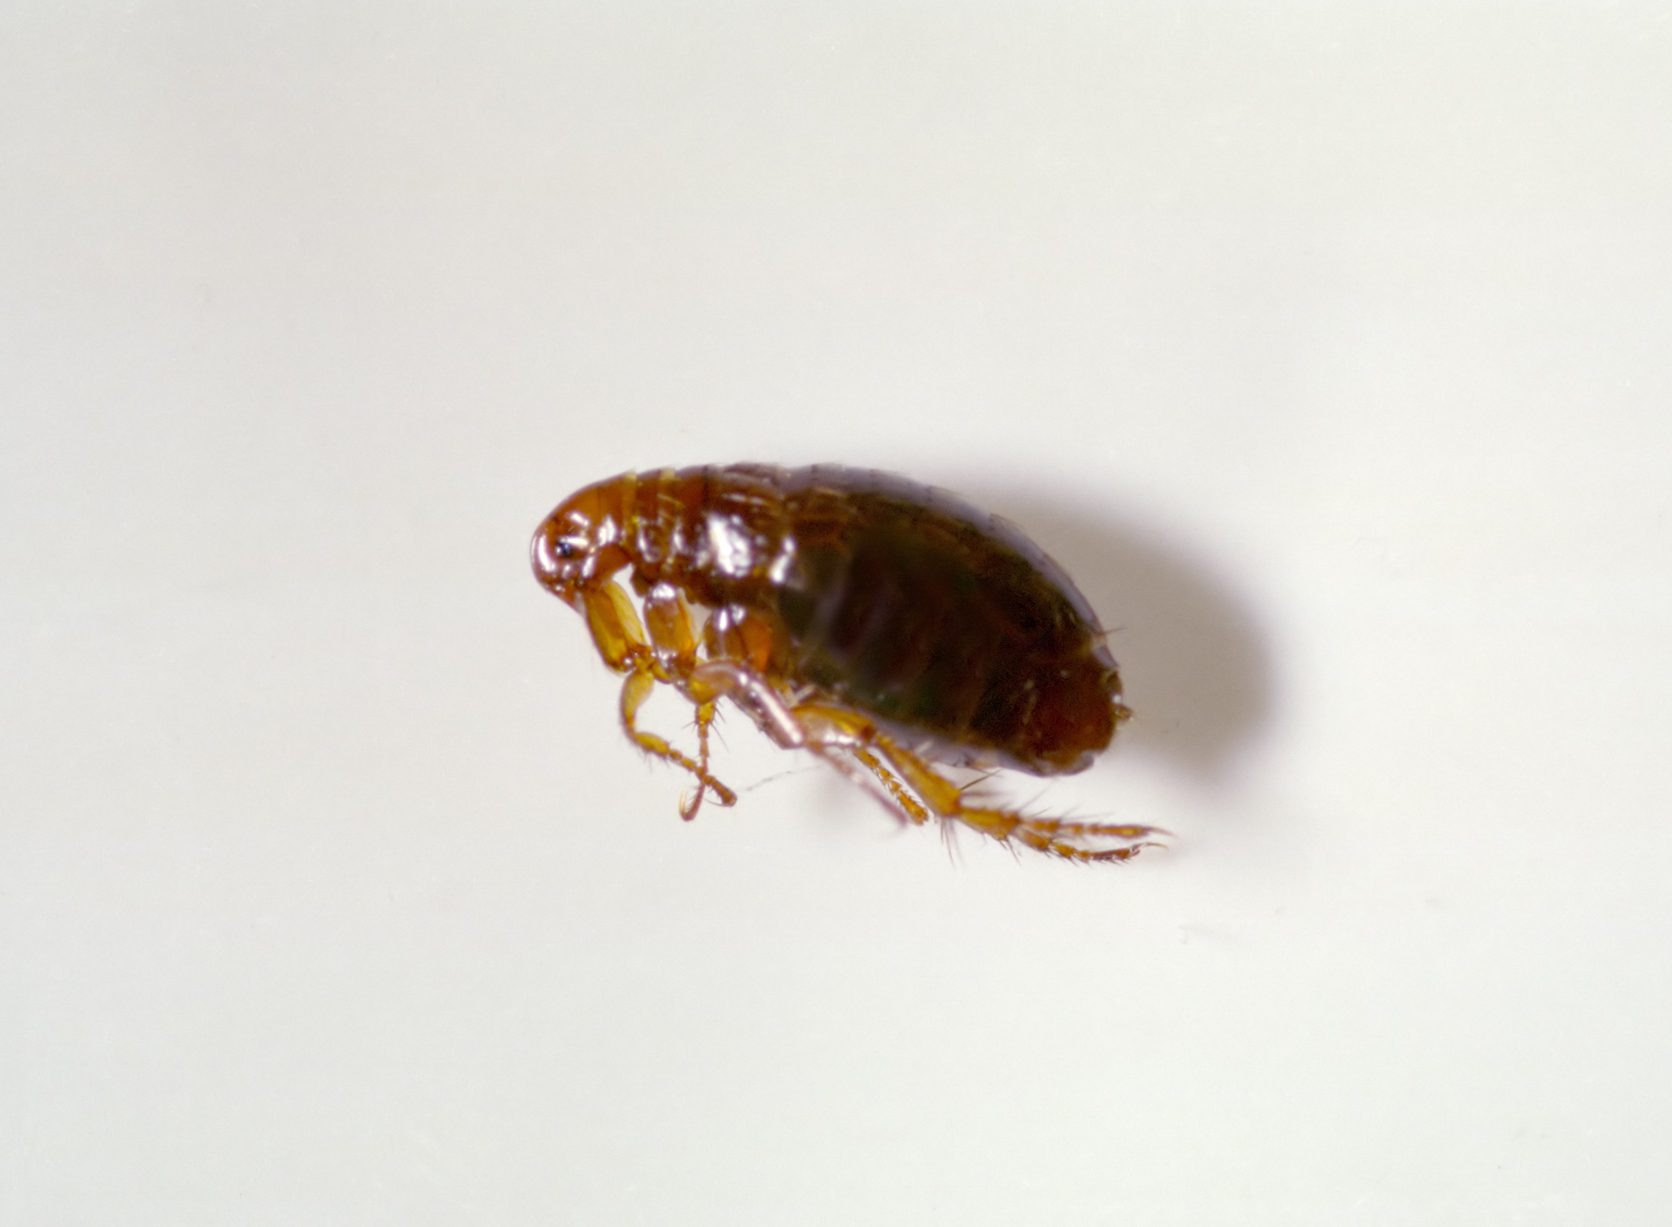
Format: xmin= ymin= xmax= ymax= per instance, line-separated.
xmin=945 ymin=807 xmax=1166 ymax=864
xmin=789 ymin=701 xmax=1166 ymax=864
xmin=686 ymin=660 xmax=800 ymax=747
xmin=580 ymin=582 xmax=736 ymax=816
xmin=580 ymin=580 xmax=653 ymax=672
xmin=681 ymin=660 xmax=916 ymax=819
xmin=640 ymin=585 xmax=728 ymax=820
xmin=842 ymin=745 xmax=933 ymax=826
xmin=667 ymin=658 xmax=1160 ymax=861
xmin=618 ymin=669 xmax=737 ymax=816
xmin=682 ymin=697 xmax=722 ymax=821
xmin=879 ymin=737 xmax=1165 ymax=863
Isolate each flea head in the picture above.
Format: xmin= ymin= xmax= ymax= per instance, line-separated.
xmin=531 ymin=475 xmax=631 ymax=606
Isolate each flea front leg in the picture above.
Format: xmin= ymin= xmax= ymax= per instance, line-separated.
xmin=640 ymin=584 xmax=728 ymax=820
xmin=579 ymin=582 xmax=736 ymax=816
xmin=618 ymin=670 xmax=736 ymax=817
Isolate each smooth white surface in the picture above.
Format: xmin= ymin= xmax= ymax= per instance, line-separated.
xmin=4 ymin=5 xmax=1670 ymax=1224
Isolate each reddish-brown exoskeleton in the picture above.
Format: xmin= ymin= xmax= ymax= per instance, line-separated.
xmin=532 ymin=465 xmax=1163 ymax=863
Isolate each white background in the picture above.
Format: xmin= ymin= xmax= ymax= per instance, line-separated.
xmin=4 ymin=4 xmax=1670 ymax=1224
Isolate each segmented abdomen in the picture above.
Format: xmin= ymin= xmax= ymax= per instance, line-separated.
xmin=623 ymin=466 xmax=1120 ymax=776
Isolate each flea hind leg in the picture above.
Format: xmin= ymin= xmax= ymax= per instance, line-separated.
xmin=788 ymin=702 xmax=1165 ymax=864
xmin=951 ymin=807 xmax=1166 ymax=864
xmin=886 ymin=743 xmax=1165 ymax=863
xmin=841 ymin=745 xmax=933 ymax=826
xmin=676 ymin=667 xmax=1160 ymax=861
